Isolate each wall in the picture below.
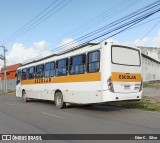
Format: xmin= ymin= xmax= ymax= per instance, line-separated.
xmin=0 ymin=79 xmax=16 ymax=91
xmin=142 ymin=54 xmax=160 ymax=82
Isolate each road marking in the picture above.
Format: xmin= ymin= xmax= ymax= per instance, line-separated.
xmin=6 ymin=103 xmax=14 ymax=106
xmin=42 ymin=112 xmax=63 ymax=119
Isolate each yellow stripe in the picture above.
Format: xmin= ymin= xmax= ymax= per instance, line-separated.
xmin=21 ymin=72 xmax=101 ymax=85
xmin=111 ymin=72 xmax=141 ymax=82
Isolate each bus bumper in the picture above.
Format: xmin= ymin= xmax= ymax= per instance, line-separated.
xmin=102 ymin=90 xmax=143 ymax=102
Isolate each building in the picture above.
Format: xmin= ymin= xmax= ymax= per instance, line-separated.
xmin=142 ymin=53 xmax=160 ymax=82
xmin=140 ymin=46 xmax=160 ymax=61
xmin=0 ymin=63 xmax=21 ymax=90
xmin=139 ymin=46 xmax=160 ymax=82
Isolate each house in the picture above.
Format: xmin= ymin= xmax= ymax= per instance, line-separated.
xmin=0 ymin=63 xmax=21 ymax=90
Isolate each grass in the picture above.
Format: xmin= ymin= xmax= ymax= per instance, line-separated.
xmin=143 ymin=81 xmax=160 ymax=88
xmin=0 ymin=90 xmax=16 ymax=95
xmin=106 ymin=96 xmax=160 ymax=112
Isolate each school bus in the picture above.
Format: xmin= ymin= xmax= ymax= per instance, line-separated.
xmin=16 ymin=42 xmax=142 ymax=109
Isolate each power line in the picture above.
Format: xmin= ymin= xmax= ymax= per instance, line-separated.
xmin=1 ymin=0 xmax=72 ymax=45
xmin=21 ymin=0 xmax=160 ymax=64
xmin=5 ymin=0 xmax=137 ymax=62
xmin=50 ymin=1 xmax=160 ymax=52
xmin=135 ymin=20 xmax=160 ymax=45
xmin=48 ymin=0 xmax=140 ymax=47
xmin=128 ymin=16 xmax=160 ymax=30
xmin=20 ymin=16 xmax=160 ymax=62
xmin=4 ymin=0 xmax=160 ymax=65
xmin=47 ymin=0 xmax=160 ymax=52
xmin=1 ymin=0 xmax=58 ymax=43
xmin=8 ymin=14 xmax=160 ymax=65
xmin=30 ymin=1 xmax=159 ymax=61
xmin=31 ymin=0 xmax=138 ymax=58
xmin=2 ymin=0 xmax=138 ymax=46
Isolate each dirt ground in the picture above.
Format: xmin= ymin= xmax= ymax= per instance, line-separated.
xmin=143 ymin=87 xmax=160 ymax=101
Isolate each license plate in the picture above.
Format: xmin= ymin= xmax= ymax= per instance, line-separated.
xmin=124 ymin=85 xmax=130 ymax=90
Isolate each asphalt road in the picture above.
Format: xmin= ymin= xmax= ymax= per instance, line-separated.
xmin=0 ymin=94 xmax=160 ymax=142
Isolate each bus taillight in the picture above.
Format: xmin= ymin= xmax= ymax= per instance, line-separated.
xmin=107 ymin=77 xmax=114 ymax=92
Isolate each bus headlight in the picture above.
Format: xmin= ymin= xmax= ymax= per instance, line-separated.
xmin=107 ymin=77 xmax=114 ymax=92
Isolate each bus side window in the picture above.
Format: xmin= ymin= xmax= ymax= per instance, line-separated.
xmin=56 ymin=59 xmax=68 ymax=76
xmin=50 ymin=62 xmax=55 ymax=77
xmin=44 ymin=62 xmax=55 ymax=78
xmin=35 ymin=64 xmax=44 ymax=78
xmin=45 ymin=63 xmax=50 ymax=78
xmin=87 ymin=51 xmax=100 ymax=73
xmin=28 ymin=66 xmax=35 ymax=79
xmin=70 ymin=54 xmax=85 ymax=75
xmin=21 ymin=68 xmax=28 ymax=80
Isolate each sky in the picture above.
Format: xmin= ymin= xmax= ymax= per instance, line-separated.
xmin=0 ymin=0 xmax=160 ymax=67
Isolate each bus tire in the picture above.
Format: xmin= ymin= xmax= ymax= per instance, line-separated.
xmin=22 ymin=90 xmax=28 ymax=102
xmin=54 ymin=92 xmax=66 ymax=109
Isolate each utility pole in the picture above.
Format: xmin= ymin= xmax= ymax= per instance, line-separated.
xmin=0 ymin=45 xmax=7 ymax=93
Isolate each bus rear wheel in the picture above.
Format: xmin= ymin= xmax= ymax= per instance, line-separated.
xmin=22 ymin=90 xmax=28 ymax=102
xmin=55 ymin=92 xmax=66 ymax=109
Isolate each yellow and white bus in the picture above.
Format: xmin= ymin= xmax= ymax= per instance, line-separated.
xmin=16 ymin=42 xmax=143 ymax=109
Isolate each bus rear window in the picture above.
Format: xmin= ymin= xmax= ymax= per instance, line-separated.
xmin=111 ymin=46 xmax=141 ymax=66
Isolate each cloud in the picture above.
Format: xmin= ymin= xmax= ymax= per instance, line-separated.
xmin=125 ymin=30 xmax=160 ymax=47
xmin=4 ymin=39 xmax=78 ymax=67
xmin=33 ymin=41 xmax=48 ymax=51
xmin=106 ymin=38 xmax=118 ymax=43
xmin=58 ymin=38 xmax=79 ymax=52
xmin=133 ymin=37 xmax=150 ymax=46
xmin=105 ymin=30 xmax=160 ymax=48
xmin=6 ymin=41 xmax=51 ymax=66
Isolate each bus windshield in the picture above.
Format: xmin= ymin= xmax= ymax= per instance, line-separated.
xmin=111 ymin=46 xmax=141 ymax=66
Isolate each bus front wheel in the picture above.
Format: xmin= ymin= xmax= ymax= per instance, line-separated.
xmin=22 ymin=90 xmax=28 ymax=102
xmin=54 ymin=92 xmax=66 ymax=109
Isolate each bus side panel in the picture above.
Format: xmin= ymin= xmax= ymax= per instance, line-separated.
xmin=53 ymin=81 xmax=102 ymax=104
xmin=101 ymin=43 xmax=112 ymax=100
xmin=23 ymin=84 xmax=42 ymax=99
xmin=23 ymin=81 xmax=102 ymax=104
xmin=41 ymin=84 xmax=55 ymax=101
